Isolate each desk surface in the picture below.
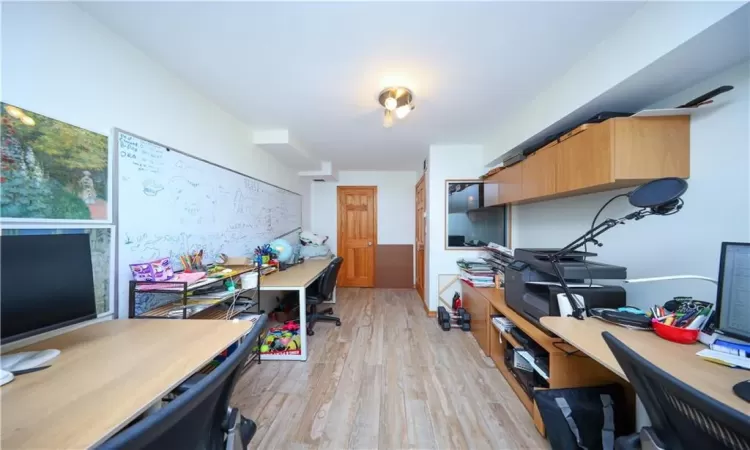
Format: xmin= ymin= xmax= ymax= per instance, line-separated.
xmin=541 ymin=316 xmax=750 ymax=416
xmin=261 ymin=258 xmax=331 ymax=289
xmin=0 ymin=319 xmax=251 ymax=449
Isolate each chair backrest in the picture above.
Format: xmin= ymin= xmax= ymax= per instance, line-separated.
xmin=602 ymin=331 xmax=750 ymax=450
xmin=100 ymin=315 xmax=268 ymax=450
xmin=314 ymin=257 xmax=343 ymax=301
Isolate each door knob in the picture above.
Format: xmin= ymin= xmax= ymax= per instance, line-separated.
xmin=368 ymin=242 xmax=372 ymax=246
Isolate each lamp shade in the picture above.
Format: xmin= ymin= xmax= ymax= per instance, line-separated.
xmin=628 ymin=177 xmax=688 ymax=209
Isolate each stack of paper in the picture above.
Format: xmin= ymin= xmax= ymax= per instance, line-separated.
xmin=457 ymin=258 xmax=496 ymax=287
xmin=697 ymin=349 xmax=750 ymax=369
xmin=492 ymin=316 xmax=514 ymax=332
xmin=483 ymin=242 xmax=514 ymax=273
xmin=711 ymin=339 xmax=750 ymax=358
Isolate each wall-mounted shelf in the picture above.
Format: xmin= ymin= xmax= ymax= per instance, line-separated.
xmin=484 ymin=116 xmax=690 ymax=206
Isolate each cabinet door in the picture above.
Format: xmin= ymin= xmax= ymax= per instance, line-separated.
xmin=522 ymin=145 xmax=557 ymax=199
xmin=487 ymin=163 xmax=523 ymax=205
xmin=463 ymin=286 xmax=490 ymax=356
xmin=556 ymin=122 xmax=614 ymax=194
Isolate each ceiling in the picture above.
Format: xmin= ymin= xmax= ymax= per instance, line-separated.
xmin=80 ymin=1 xmax=644 ymax=171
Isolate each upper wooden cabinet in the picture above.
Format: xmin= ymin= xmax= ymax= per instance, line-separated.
xmin=485 ymin=116 xmax=690 ymax=206
xmin=485 ymin=162 xmax=523 ymax=205
xmin=522 ymin=144 xmax=557 ymax=199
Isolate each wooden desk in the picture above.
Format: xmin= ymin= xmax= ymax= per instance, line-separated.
xmin=261 ymin=258 xmax=331 ymax=289
xmin=462 ymin=284 xmax=631 ymax=435
xmin=0 ymin=319 xmax=251 ymax=449
xmin=260 ymin=257 xmax=332 ymax=361
xmin=541 ymin=317 xmax=750 ymax=416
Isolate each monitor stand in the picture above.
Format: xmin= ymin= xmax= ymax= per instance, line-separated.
xmin=0 ymin=349 xmax=60 ymax=371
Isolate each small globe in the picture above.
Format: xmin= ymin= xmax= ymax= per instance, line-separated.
xmin=269 ymin=238 xmax=294 ymax=263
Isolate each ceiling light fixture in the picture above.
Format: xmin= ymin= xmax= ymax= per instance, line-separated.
xmin=378 ymin=87 xmax=414 ymax=127
xmin=383 ymin=109 xmax=393 ymax=128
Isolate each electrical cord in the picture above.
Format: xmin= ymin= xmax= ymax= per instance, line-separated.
xmin=582 ymin=193 xmax=629 ymax=288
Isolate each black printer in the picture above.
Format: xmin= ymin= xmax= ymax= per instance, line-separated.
xmin=505 ymin=249 xmax=627 ymax=331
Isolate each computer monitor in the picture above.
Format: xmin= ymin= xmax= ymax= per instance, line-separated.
xmin=716 ymin=242 xmax=750 ymax=342
xmin=1 ymin=234 xmax=97 ymax=344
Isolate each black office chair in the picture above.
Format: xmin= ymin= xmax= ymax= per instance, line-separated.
xmin=602 ymin=331 xmax=750 ymax=450
xmin=305 ymin=256 xmax=343 ymax=336
xmin=99 ymin=315 xmax=268 ymax=450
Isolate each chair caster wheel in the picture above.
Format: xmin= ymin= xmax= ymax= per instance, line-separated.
xmin=335 ymin=320 xmax=342 ymax=326
xmin=307 ymin=329 xmax=315 ymax=336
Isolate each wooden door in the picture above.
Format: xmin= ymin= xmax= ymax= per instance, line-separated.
xmin=415 ymin=176 xmax=426 ymax=300
xmin=337 ymin=186 xmax=377 ymax=287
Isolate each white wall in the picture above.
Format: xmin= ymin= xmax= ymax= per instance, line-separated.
xmin=1 ymin=2 xmax=301 ymax=194
xmin=310 ymin=170 xmax=419 ymax=256
xmin=512 ymin=61 xmax=750 ymax=311
xmin=426 ymin=145 xmax=486 ymax=310
xmin=484 ymin=1 xmax=745 ymax=166
xmin=2 ymin=2 xmax=308 ymax=318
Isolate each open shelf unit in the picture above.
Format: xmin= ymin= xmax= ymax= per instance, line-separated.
xmin=129 ymin=265 xmax=259 ymax=319
xmin=129 ymin=265 xmax=264 ymax=368
xmin=462 ymin=282 xmax=634 ymax=436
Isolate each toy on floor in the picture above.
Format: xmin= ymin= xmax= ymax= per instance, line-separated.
xmin=260 ymin=325 xmax=301 ymax=354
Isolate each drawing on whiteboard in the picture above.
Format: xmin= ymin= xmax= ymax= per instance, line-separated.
xmin=116 ymin=129 xmax=302 ymax=317
xmin=142 ymin=180 xmax=164 ymax=196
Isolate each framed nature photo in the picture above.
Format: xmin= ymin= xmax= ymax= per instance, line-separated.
xmin=1 ymin=103 xmax=111 ymax=222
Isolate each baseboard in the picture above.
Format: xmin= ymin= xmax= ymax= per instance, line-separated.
xmin=422 ymin=300 xmax=436 ymax=318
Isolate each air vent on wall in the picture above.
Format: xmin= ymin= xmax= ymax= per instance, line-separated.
xmin=313 ymin=179 xmax=326 ymax=182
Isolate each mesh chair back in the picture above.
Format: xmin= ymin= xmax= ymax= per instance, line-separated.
xmin=602 ymin=331 xmax=750 ymax=450
xmin=100 ymin=315 xmax=268 ymax=450
xmin=313 ymin=257 xmax=343 ymax=302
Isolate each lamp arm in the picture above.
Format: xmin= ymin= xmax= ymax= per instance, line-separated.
xmin=553 ymin=218 xmax=623 ymax=258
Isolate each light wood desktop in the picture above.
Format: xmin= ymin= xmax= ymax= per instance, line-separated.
xmin=0 ymin=319 xmax=251 ymax=450
xmin=262 ymin=258 xmax=331 ymax=289
xmin=541 ymin=316 xmax=750 ymax=416
xmin=260 ymin=257 xmax=333 ymax=361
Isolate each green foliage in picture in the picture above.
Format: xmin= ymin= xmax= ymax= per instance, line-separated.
xmin=1 ymin=103 xmax=109 ymax=220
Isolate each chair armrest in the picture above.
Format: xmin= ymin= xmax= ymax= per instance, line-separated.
xmin=173 ymin=373 xmax=207 ymax=395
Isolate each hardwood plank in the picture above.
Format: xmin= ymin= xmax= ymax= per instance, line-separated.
xmin=234 ymin=288 xmax=549 ymax=450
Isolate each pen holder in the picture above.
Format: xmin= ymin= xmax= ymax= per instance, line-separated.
xmin=652 ymin=319 xmax=700 ymax=344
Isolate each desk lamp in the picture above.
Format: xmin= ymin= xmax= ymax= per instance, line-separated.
xmin=551 ymin=177 xmax=689 ymax=320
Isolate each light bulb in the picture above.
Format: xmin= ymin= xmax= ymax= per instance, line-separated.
xmin=4 ymin=105 xmax=23 ymax=119
xmin=20 ymin=115 xmax=35 ymax=126
xmin=383 ymin=110 xmax=393 ymax=128
xmin=384 ymin=96 xmax=398 ymax=111
xmin=395 ymin=104 xmax=412 ymax=119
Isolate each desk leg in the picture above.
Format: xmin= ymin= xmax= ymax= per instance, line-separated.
xmin=299 ymin=286 xmax=308 ymax=361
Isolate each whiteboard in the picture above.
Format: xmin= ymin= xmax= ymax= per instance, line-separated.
xmin=115 ymin=129 xmax=301 ymax=317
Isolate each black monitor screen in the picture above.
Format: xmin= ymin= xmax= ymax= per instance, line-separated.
xmin=1 ymin=234 xmax=97 ymax=344
xmin=716 ymin=242 xmax=750 ymax=341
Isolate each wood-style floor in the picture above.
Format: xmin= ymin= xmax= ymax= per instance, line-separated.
xmin=233 ymin=288 xmax=549 ymax=450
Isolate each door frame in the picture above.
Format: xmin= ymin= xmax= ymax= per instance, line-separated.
xmin=336 ymin=186 xmax=378 ymax=287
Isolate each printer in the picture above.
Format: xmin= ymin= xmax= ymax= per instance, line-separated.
xmin=505 ymin=248 xmax=627 ymax=330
